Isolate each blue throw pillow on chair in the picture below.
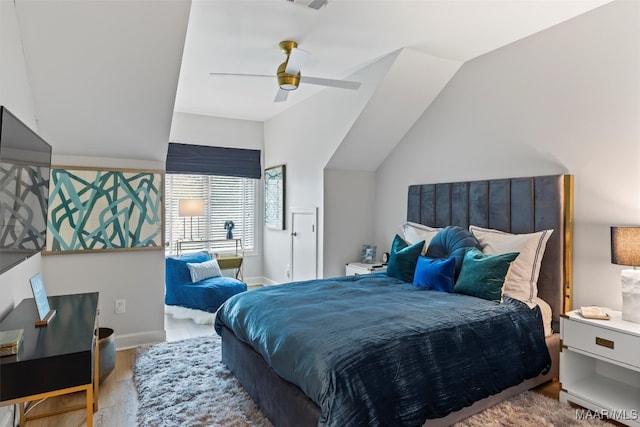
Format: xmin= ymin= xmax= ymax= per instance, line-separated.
xmin=413 ymin=256 xmax=456 ymax=292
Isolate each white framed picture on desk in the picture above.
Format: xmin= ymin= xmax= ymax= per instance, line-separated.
xmin=29 ymin=273 xmax=55 ymax=326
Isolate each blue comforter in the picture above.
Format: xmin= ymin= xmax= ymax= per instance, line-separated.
xmin=215 ymin=274 xmax=550 ymax=427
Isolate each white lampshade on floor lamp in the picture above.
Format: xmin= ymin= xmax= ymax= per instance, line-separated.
xmin=611 ymin=226 xmax=640 ymax=324
xmin=179 ymin=199 xmax=205 ymax=240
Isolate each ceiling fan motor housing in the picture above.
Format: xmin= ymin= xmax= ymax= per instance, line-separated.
xmin=277 ymin=60 xmax=300 ymax=90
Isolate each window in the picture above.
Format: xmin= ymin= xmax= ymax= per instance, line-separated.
xmin=165 ymin=174 xmax=255 ymax=254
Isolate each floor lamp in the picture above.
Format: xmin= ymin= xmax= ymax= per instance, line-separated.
xmin=179 ymin=199 xmax=205 ymax=240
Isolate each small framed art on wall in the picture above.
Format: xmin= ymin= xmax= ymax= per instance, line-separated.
xmin=265 ymin=164 xmax=285 ymax=230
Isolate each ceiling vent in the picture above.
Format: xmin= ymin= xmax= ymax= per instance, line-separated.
xmin=286 ymin=0 xmax=328 ymax=10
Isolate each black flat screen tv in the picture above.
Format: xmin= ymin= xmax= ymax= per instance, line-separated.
xmin=0 ymin=106 xmax=52 ymax=274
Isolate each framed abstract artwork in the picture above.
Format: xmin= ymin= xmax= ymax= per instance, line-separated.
xmin=264 ymin=164 xmax=285 ymax=230
xmin=44 ymin=166 xmax=163 ymax=254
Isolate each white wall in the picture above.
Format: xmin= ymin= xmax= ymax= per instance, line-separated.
xmin=262 ymin=52 xmax=397 ymax=283
xmin=170 ymin=112 xmax=263 ymax=150
xmin=170 ymin=112 xmax=265 ymax=282
xmin=323 ymin=169 xmax=376 ymax=278
xmin=43 ymin=155 xmax=166 ymax=349
xmin=374 ymin=0 xmax=640 ymax=310
xmin=0 ymin=1 xmax=40 ymax=424
xmin=0 ymin=0 xmax=42 ymax=314
xmin=2 ymin=0 xmax=191 ymax=353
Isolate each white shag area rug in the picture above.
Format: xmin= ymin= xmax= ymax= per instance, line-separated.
xmin=164 ymin=304 xmax=216 ymax=325
xmin=134 ymin=335 xmax=612 ymax=427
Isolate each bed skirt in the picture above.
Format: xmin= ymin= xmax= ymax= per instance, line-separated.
xmin=220 ymin=326 xmax=560 ymax=427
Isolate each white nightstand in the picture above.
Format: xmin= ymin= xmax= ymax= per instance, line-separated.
xmin=560 ymin=309 xmax=640 ymax=426
xmin=345 ymin=262 xmax=387 ymax=276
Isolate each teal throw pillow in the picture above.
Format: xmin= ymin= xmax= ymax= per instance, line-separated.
xmin=413 ymin=256 xmax=456 ymax=292
xmin=386 ymin=234 xmax=424 ymax=283
xmin=454 ymin=248 xmax=519 ymax=301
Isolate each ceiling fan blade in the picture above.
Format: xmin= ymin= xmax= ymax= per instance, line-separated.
xmin=300 ymin=76 xmax=361 ymax=90
xmin=285 ymin=48 xmax=311 ymax=75
xmin=209 ymin=72 xmax=273 ymax=79
xmin=274 ymin=89 xmax=289 ymax=103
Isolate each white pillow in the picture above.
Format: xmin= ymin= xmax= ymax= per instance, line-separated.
xmin=469 ymin=225 xmax=553 ymax=305
xmin=401 ymin=222 xmax=441 ymax=255
xmin=187 ymin=259 xmax=222 ymax=282
xmin=533 ymin=297 xmax=553 ymax=337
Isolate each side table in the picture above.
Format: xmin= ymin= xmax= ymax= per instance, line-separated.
xmin=560 ymin=309 xmax=640 ymax=426
xmin=345 ymin=262 xmax=387 ymax=276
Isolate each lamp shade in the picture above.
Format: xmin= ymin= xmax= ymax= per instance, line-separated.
xmin=178 ymin=199 xmax=205 ymax=217
xmin=611 ymin=226 xmax=640 ymax=266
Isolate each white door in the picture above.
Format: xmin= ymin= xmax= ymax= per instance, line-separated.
xmin=290 ymin=208 xmax=317 ymax=282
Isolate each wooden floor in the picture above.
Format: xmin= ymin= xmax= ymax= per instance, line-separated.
xmin=14 ymin=314 xmax=212 ymax=427
xmin=15 ymin=315 xmax=564 ymax=427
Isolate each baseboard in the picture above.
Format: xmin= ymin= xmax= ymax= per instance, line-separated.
xmin=242 ymin=276 xmax=264 ymax=286
xmin=244 ymin=276 xmax=281 ymax=286
xmin=260 ymin=277 xmax=281 ymax=286
xmin=115 ymin=329 xmax=166 ymax=350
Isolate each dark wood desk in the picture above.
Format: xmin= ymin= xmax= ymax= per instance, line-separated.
xmin=0 ymin=292 xmax=99 ymax=426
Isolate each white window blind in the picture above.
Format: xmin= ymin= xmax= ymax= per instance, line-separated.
xmin=165 ymin=174 xmax=255 ymax=254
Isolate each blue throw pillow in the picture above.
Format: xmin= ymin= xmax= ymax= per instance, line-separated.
xmin=386 ymin=234 xmax=424 ymax=283
xmin=413 ymin=256 xmax=456 ymax=292
xmin=454 ymin=248 xmax=519 ymax=301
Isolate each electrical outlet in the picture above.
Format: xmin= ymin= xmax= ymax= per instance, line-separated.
xmin=115 ymin=299 xmax=126 ymax=314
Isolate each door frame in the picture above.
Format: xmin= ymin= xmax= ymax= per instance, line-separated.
xmin=289 ymin=207 xmax=318 ymax=281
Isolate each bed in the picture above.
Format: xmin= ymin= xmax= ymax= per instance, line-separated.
xmin=215 ymin=174 xmax=574 ymax=427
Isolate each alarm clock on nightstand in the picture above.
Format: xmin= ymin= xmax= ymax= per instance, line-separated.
xmin=382 ymin=252 xmax=390 ymax=264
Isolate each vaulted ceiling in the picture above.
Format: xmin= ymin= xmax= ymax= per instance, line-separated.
xmin=176 ymin=0 xmax=610 ymax=121
xmin=12 ymin=0 xmax=610 ymax=161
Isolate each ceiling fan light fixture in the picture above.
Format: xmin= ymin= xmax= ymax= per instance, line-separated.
xmin=277 ymin=60 xmax=300 ymax=90
xmin=278 ymin=74 xmax=299 ymax=90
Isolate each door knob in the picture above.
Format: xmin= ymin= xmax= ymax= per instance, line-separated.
xmin=291 ymin=232 xmax=297 ymax=237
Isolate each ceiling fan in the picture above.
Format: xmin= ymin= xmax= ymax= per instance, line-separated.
xmin=209 ymin=41 xmax=361 ymax=103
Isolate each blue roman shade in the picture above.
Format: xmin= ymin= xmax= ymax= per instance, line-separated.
xmin=166 ymin=143 xmax=261 ymax=179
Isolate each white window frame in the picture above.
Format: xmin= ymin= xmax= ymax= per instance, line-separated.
xmin=164 ymin=174 xmax=256 ymax=256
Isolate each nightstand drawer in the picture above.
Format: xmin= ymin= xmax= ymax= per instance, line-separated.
xmin=345 ymin=262 xmax=387 ymax=276
xmin=563 ymin=320 xmax=640 ymax=369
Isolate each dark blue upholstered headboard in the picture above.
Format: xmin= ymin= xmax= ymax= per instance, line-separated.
xmin=407 ymin=175 xmax=573 ymax=329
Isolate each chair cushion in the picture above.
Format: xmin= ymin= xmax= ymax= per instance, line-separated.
xmin=166 ymin=251 xmax=211 ymax=286
xmin=166 ymin=276 xmax=247 ymax=313
xmin=165 ymin=251 xmax=246 ymax=313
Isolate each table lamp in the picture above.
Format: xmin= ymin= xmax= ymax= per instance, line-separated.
xmin=179 ymin=199 xmax=205 ymax=240
xmin=611 ymin=226 xmax=640 ymax=323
